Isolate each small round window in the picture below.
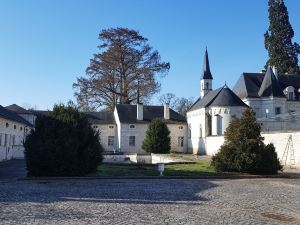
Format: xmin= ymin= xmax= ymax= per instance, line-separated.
xmin=179 ymin=126 xmax=183 ymax=130
xmin=130 ymin=125 xmax=135 ymax=129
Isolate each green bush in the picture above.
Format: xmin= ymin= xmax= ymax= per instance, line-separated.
xmin=142 ymin=119 xmax=171 ymax=154
xmin=211 ymin=108 xmax=282 ymax=174
xmin=24 ymin=104 xmax=103 ymax=176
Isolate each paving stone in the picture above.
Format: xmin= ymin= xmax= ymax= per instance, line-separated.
xmin=0 ymin=178 xmax=299 ymax=225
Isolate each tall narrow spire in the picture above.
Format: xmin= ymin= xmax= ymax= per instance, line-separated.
xmin=201 ymin=48 xmax=213 ymax=80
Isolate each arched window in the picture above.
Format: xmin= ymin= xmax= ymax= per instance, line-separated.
xmin=206 ymin=82 xmax=209 ymax=90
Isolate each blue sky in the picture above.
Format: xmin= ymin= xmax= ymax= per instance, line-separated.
xmin=0 ymin=0 xmax=299 ymax=109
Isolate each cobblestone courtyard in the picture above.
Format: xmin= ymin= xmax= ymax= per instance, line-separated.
xmin=0 ymin=178 xmax=299 ymax=225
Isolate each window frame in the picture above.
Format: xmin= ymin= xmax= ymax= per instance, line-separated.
xmin=108 ymin=136 xmax=114 ymax=146
xmin=178 ymin=136 xmax=184 ymax=147
xmin=275 ymin=107 xmax=281 ymax=115
xmin=129 ymin=136 xmax=135 ymax=146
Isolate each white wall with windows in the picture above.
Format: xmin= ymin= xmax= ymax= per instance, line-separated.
xmin=92 ymin=124 xmax=117 ymax=152
xmin=110 ymin=122 xmax=187 ymax=154
xmin=0 ymin=117 xmax=30 ymax=161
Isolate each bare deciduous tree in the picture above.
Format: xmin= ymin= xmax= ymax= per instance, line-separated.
xmin=158 ymin=93 xmax=194 ymax=117
xmin=158 ymin=93 xmax=179 ymax=109
xmin=73 ymin=28 xmax=170 ymax=111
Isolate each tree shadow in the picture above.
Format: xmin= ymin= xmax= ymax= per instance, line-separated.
xmin=0 ymin=179 xmax=218 ymax=205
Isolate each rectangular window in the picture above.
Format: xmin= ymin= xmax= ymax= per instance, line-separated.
xmin=129 ymin=136 xmax=135 ymax=146
xmin=275 ymin=107 xmax=281 ymax=115
xmin=288 ymin=92 xmax=294 ymax=100
xmin=178 ymin=136 xmax=184 ymax=147
xmin=4 ymin=134 xmax=8 ymax=146
xmin=0 ymin=134 xmax=2 ymax=146
xmin=12 ymin=135 xmax=15 ymax=146
xmin=108 ymin=136 xmax=114 ymax=146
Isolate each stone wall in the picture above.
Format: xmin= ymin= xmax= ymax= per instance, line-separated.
xmin=191 ymin=131 xmax=300 ymax=166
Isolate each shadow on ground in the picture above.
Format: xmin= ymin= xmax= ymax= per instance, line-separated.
xmin=0 ymin=178 xmax=218 ymax=205
xmin=0 ymin=159 xmax=26 ymax=180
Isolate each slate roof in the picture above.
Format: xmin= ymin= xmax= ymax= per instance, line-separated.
xmin=189 ymin=85 xmax=248 ymax=111
xmin=115 ymin=104 xmax=186 ymax=124
xmin=258 ymin=67 xmax=285 ymax=97
xmin=5 ymin=104 xmax=33 ymax=114
xmin=0 ymin=105 xmax=33 ymax=126
xmin=233 ymin=69 xmax=300 ymax=99
xmin=201 ymin=49 xmax=213 ymax=80
xmin=84 ymin=111 xmax=115 ymax=124
xmin=32 ymin=110 xmax=115 ymax=125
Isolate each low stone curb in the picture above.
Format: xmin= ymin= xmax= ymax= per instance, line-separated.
xmin=18 ymin=173 xmax=291 ymax=181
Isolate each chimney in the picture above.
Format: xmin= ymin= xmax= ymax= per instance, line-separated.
xmin=164 ymin=104 xmax=170 ymax=120
xmin=137 ymin=103 xmax=143 ymax=120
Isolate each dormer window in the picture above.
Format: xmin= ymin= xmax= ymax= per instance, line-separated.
xmin=284 ymin=86 xmax=295 ymax=101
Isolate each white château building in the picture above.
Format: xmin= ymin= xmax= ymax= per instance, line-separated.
xmin=0 ymin=105 xmax=33 ymax=161
xmin=31 ymin=104 xmax=188 ymax=154
xmin=2 ymin=49 xmax=300 ymax=166
xmin=187 ymin=50 xmax=300 ymax=166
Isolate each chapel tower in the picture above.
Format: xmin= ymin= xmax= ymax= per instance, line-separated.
xmin=200 ymin=48 xmax=213 ymax=98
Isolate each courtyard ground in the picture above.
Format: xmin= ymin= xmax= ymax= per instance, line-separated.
xmin=0 ymin=177 xmax=299 ymax=225
xmin=0 ymin=159 xmax=299 ymax=224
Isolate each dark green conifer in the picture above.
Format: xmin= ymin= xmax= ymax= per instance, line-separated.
xmin=265 ymin=0 xmax=300 ymax=74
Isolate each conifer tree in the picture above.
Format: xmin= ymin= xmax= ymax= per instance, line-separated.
xmin=212 ymin=108 xmax=282 ymax=174
xmin=142 ymin=119 xmax=170 ymax=154
xmin=264 ymin=0 xmax=300 ymax=74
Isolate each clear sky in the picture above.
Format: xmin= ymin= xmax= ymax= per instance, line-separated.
xmin=0 ymin=0 xmax=299 ymax=109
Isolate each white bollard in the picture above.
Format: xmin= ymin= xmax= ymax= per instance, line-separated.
xmin=158 ymin=163 xmax=165 ymax=176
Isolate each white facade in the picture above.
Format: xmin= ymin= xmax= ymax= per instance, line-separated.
xmin=194 ymin=131 xmax=300 ymax=167
xmin=88 ymin=104 xmax=188 ymax=153
xmin=0 ymin=117 xmax=31 ymax=161
xmin=200 ymin=79 xmax=212 ymax=99
xmin=92 ymin=124 xmax=118 ymax=152
xmin=110 ymin=123 xmax=187 ymax=154
xmin=187 ymin=106 xmax=246 ymax=153
xmin=111 ymin=105 xmax=188 ymax=153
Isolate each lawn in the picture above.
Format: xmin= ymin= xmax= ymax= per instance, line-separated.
xmin=96 ymin=157 xmax=224 ymax=177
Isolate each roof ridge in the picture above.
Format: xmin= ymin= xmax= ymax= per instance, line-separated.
xmin=258 ymin=67 xmax=284 ymax=97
